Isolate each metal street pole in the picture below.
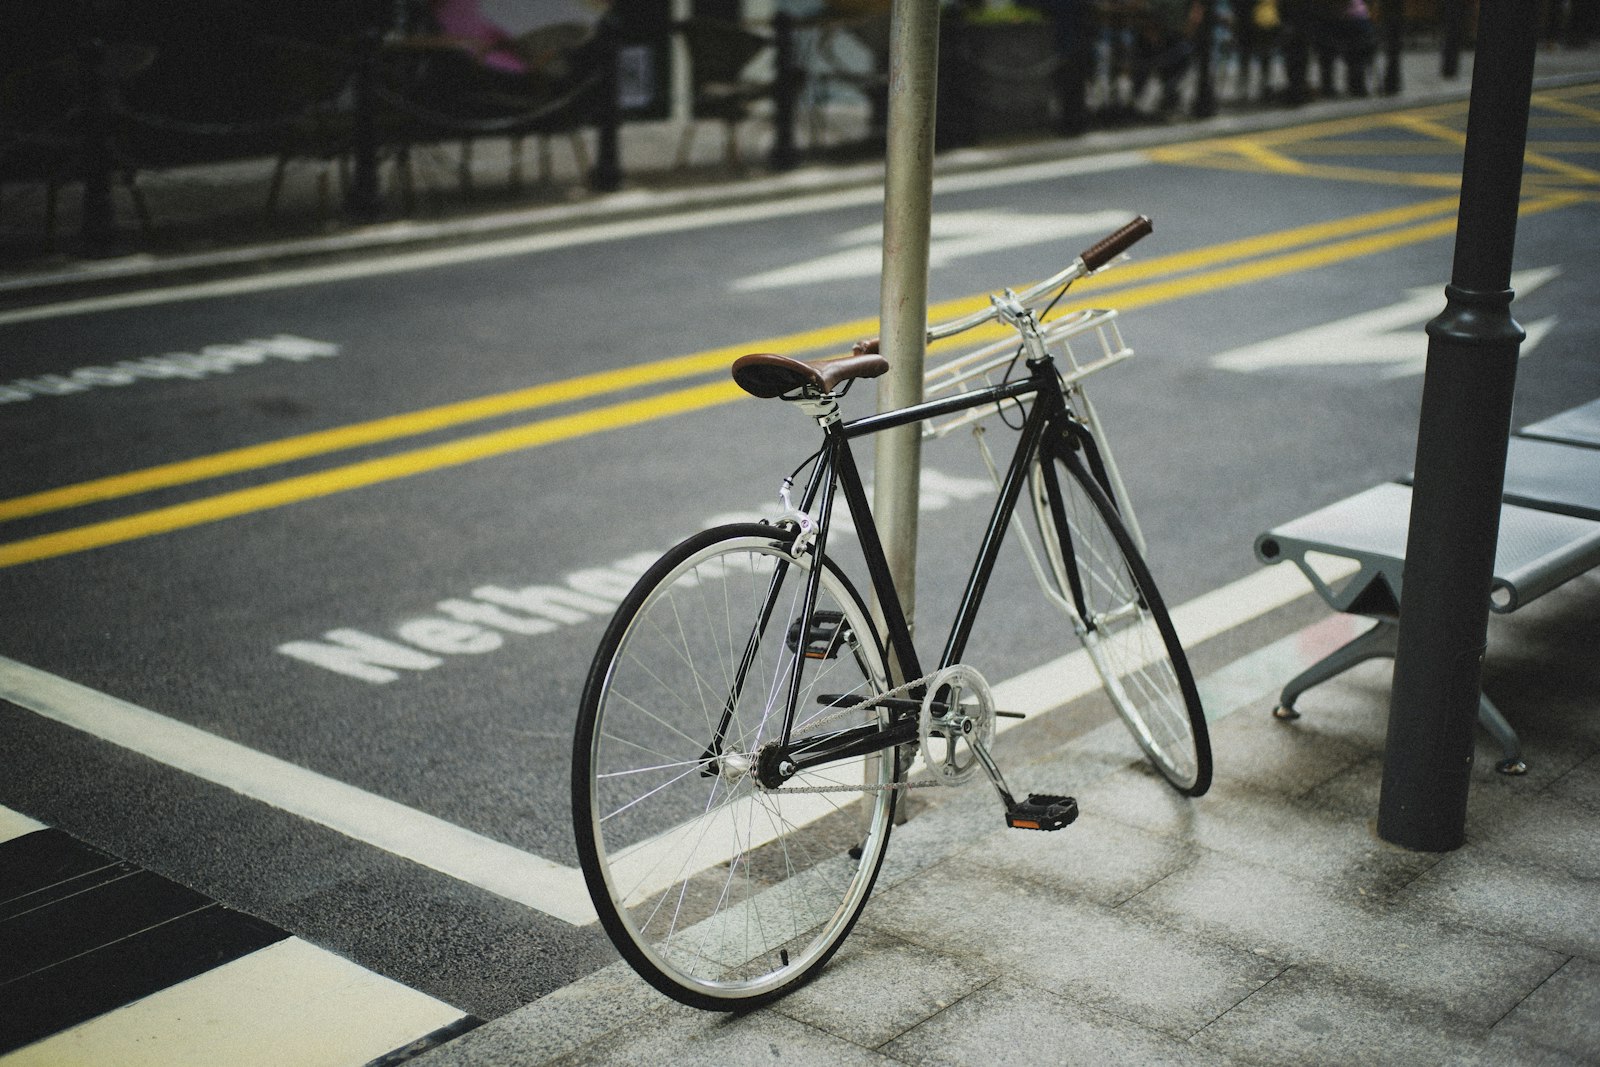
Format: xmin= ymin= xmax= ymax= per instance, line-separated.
xmin=346 ymin=23 xmax=384 ymax=223
xmin=1381 ymin=0 xmax=1404 ymax=96
xmin=874 ymin=0 xmax=938 ymax=638
xmin=1191 ymin=0 xmax=1218 ymax=119
xmin=1377 ymin=0 xmax=1539 ymax=852
xmin=77 ymin=35 xmax=118 ymax=251
xmin=590 ymin=24 xmax=622 ymax=193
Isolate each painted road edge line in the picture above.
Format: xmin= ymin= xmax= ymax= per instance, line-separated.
xmin=0 ymin=658 xmax=598 ymax=927
xmin=0 ymin=557 xmax=1345 ymax=929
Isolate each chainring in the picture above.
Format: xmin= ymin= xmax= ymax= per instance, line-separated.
xmin=919 ymin=664 xmax=996 ymax=786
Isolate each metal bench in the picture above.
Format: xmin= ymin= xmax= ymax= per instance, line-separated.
xmin=1254 ymin=405 xmax=1600 ymax=775
xmin=1518 ymin=396 xmax=1600 ymax=449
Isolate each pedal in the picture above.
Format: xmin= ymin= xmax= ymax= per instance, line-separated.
xmin=787 ymin=610 xmax=847 ymax=659
xmin=1005 ymin=794 xmax=1079 ymax=831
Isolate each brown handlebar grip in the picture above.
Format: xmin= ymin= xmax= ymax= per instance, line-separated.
xmin=1079 ymin=215 xmax=1153 ymax=271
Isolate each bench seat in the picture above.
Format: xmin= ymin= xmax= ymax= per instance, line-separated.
xmin=1519 ymin=396 xmax=1600 ymax=449
xmin=1499 ymin=436 xmax=1600 ymax=521
xmin=1255 ymin=439 xmax=1600 ymax=775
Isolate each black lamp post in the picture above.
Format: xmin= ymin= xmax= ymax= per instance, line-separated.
xmin=1378 ymin=0 xmax=1541 ymax=852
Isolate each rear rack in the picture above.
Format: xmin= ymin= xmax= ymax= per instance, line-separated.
xmin=921 ymin=308 xmax=1130 ymax=440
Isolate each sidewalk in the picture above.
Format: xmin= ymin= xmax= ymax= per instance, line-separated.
xmin=4 ymin=42 xmax=1598 ymax=298
xmin=416 ymin=572 xmax=1600 ymax=1066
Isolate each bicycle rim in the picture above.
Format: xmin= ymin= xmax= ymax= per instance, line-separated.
xmin=573 ymin=525 xmax=897 ymax=1009
xmin=1032 ymin=452 xmax=1212 ymax=795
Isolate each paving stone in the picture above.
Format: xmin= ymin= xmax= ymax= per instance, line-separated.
xmin=1201 ymin=696 xmax=1376 ymax=798
xmin=1290 ymin=753 xmax=1383 ymax=817
xmin=870 ymin=716 xmax=1155 ymax=898
xmin=1471 ymin=792 xmax=1600 ymax=880
xmin=1077 ymin=769 xmax=1440 ymax=898
xmin=1464 ymin=1029 xmax=1591 ymax=1066
xmin=1073 ymin=759 xmax=1212 ymax=837
xmin=414 ymin=960 xmax=677 ymax=1066
xmin=870 ymin=783 xmax=998 ymax=896
xmin=868 ymin=861 xmax=1279 ymax=1038
xmin=772 ymin=927 xmax=993 ymax=1049
xmin=1251 ymin=655 xmax=1394 ymax=748
xmin=542 ymin=1006 xmax=899 ymax=1067
xmin=1544 ymin=751 xmax=1600 ymax=815
xmin=1122 ymin=851 xmax=1567 ymax=1025
xmin=884 ymin=977 xmax=1230 ymax=1067
xmin=1297 ymin=750 xmax=1571 ymax=826
xmin=1465 ymin=734 xmax=1598 ymax=794
xmin=1192 ymin=964 xmax=1503 ymax=1066
xmin=1393 ymin=849 xmax=1600 ymax=960
xmin=959 ymin=810 xmax=1198 ymax=906
xmin=1491 ymin=957 xmax=1600 ymax=1061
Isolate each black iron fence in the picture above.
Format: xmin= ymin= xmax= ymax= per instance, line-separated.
xmin=1 ymin=0 xmax=1491 ymax=251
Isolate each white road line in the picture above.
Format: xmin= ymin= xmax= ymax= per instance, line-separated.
xmin=0 ymin=656 xmax=596 ymax=926
xmin=0 ymin=152 xmax=1149 ymax=327
xmin=991 ymin=557 xmax=1355 ymax=720
xmin=0 ymin=805 xmax=46 ymax=845
xmin=0 ymin=557 xmax=1334 ymax=929
xmin=0 ymin=937 xmax=465 ymax=1067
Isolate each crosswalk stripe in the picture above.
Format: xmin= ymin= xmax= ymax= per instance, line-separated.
xmin=1 ymin=938 xmax=470 ymax=1067
xmin=0 ymin=809 xmax=473 ymax=1065
xmin=0 ymin=810 xmax=43 ymax=846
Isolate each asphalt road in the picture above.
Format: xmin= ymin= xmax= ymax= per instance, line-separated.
xmin=3 ymin=86 xmax=1598 ymax=1020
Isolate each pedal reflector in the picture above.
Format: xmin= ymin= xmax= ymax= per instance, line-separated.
xmin=787 ymin=610 xmax=848 ymax=659
xmin=1005 ymin=794 xmax=1079 ymax=831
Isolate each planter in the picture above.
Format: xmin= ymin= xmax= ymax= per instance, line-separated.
xmin=938 ymin=19 xmax=1057 ymax=145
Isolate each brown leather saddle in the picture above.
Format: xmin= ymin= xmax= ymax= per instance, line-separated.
xmin=730 ymin=339 xmax=887 ymax=399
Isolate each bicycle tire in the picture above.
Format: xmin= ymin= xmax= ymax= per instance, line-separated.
xmin=1031 ymin=448 xmax=1212 ymax=796
xmin=573 ymin=524 xmax=899 ymax=1010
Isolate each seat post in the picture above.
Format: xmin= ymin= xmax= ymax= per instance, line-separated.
xmin=794 ymin=395 xmax=841 ymax=427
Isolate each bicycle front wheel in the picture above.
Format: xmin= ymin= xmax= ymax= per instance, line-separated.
xmin=573 ymin=524 xmax=899 ymax=1010
xmin=1031 ymin=448 xmax=1212 ymax=795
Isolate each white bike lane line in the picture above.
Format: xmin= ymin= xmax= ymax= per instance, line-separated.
xmin=0 ymin=551 xmax=1355 ymax=930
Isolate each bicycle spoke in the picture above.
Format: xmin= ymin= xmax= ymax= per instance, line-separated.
xmin=1033 ymin=452 xmax=1211 ymax=795
xmin=574 ymin=528 xmax=896 ymax=1008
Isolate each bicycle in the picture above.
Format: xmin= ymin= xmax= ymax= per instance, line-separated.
xmin=571 ymin=215 xmax=1211 ymax=1010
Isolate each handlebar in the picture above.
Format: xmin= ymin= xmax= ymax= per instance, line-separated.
xmin=924 ymin=215 xmax=1152 ymax=342
xmin=1080 ymin=215 xmax=1153 ymax=271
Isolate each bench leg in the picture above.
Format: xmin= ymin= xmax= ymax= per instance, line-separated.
xmin=1273 ymin=617 xmax=1528 ymax=775
xmin=1477 ymin=692 xmax=1528 ymax=776
xmin=1273 ymin=618 xmax=1398 ymax=720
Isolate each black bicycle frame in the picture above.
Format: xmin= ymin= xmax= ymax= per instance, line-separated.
xmin=765 ymin=352 xmax=1104 ymax=780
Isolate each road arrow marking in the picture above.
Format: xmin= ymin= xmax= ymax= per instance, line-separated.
xmin=1210 ymin=266 xmax=1560 ymax=378
xmin=733 ymin=209 xmax=1132 ymax=291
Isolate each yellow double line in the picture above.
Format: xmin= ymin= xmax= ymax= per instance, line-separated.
xmin=0 ymin=190 xmax=1575 ymax=570
xmin=1148 ymin=89 xmax=1600 ymax=197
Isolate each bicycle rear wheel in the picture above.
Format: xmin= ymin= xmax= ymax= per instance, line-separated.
xmin=1031 ymin=447 xmax=1212 ymax=795
xmin=573 ymin=524 xmax=898 ymax=1010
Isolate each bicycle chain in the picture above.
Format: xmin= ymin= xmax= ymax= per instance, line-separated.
xmin=758 ymin=669 xmax=949 ymax=795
